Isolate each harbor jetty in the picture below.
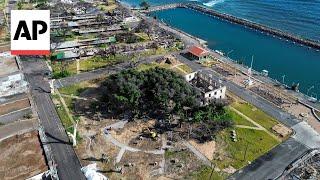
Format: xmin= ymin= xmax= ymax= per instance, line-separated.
xmin=141 ymin=3 xmax=320 ymax=50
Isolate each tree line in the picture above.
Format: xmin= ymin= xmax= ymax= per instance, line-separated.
xmin=102 ymin=67 xmax=233 ymax=142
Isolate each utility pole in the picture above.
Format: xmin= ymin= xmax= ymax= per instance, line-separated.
xmin=307 ymin=85 xmax=315 ymax=97
xmin=282 ymin=75 xmax=286 ymax=84
xmin=49 ymin=79 xmax=55 ymax=94
xmin=226 ymin=49 xmax=234 ymax=59
xmin=76 ymin=58 xmax=80 ymax=74
xmin=246 ymin=55 xmax=254 ymax=86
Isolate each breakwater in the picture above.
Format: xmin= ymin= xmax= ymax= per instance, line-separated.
xmin=145 ymin=3 xmax=320 ymax=50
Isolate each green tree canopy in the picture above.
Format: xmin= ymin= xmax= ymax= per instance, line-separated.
xmin=102 ymin=67 xmax=199 ymax=117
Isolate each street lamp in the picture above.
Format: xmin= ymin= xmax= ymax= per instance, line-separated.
xmin=307 ymin=85 xmax=315 ymax=96
xmin=282 ymin=75 xmax=286 ymax=84
xmin=226 ymin=49 xmax=234 ymax=59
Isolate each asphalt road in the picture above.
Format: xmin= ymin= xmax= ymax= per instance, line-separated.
xmin=48 ymin=52 xmax=319 ymax=179
xmin=229 ymin=138 xmax=308 ymax=180
xmin=177 ymin=54 xmax=301 ymax=127
xmin=21 ymin=58 xmax=85 ymax=180
xmin=54 ymin=53 xmax=171 ymax=88
xmin=175 ymin=54 xmax=320 ymax=178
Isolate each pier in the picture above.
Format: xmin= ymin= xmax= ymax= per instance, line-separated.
xmin=142 ymin=3 xmax=320 ymax=50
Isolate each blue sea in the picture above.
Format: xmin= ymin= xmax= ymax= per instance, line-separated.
xmin=124 ymin=0 xmax=320 ymax=41
xmin=123 ymin=0 xmax=320 ymax=97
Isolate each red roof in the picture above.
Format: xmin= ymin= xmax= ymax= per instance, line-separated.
xmin=188 ymin=46 xmax=208 ymax=57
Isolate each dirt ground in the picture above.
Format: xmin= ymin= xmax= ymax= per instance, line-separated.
xmin=0 ymin=98 xmax=30 ymax=115
xmin=119 ymin=151 xmax=163 ymax=179
xmin=0 ymin=56 xmax=18 ymax=77
xmin=164 ymin=141 xmax=204 ymax=179
xmin=189 ymin=139 xmax=216 ymax=160
xmin=0 ymin=131 xmax=47 ymax=180
xmin=73 ymin=83 xmax=212 ymax=179
xmin=75 ymin=117 xmax=120 ymax=176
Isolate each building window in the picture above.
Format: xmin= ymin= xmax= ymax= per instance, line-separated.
xmin=220 ymin=89 xmax=223 ymax=93
xmin=214 ymin=91 xmax=217 ymax=95
xmin=189 ymin=75 xmax=191 ymax=79
xmin=209 ymin=93 xmax=211 ymax=97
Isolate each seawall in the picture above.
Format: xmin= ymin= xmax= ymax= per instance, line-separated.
xmin=146 ymin=3 xmax=320 ymax=50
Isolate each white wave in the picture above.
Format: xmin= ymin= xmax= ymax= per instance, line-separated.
xmin=203 ymin=0 xmax=225 ymax=7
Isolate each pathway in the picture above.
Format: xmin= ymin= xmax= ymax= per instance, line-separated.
xmin=60 ymin=94 xmax=90 ymax=101
xmin=235 ymin=125 xmax=263 ymax=130
xmin=182 ymin=140 xmax=212 ymax=166
xmin=104 ymin=120 xmax=165 ymax=163
xmin=230 ymin=106 xmax=280 ymax=142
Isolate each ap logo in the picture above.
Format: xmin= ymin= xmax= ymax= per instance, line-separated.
xmin=11 ymin=10 xmax=50 ymax=55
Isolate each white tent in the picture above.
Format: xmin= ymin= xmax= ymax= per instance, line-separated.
xmin=81 ymin=163 xmax=108 ymax=180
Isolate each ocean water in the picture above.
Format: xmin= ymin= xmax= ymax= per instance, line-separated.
xmin=123 ymin=0 xmax=320 ymax=96
xmin=212 ymin=0 xmax=320 ymax=42
xmin=154 ymin=8 xmax=320 ymax=96
xmin=123 ymin=0 xmax=320 ymax=41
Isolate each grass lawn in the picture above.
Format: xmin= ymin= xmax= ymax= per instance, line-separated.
xmin=136 ymin=62 xmax=171 ymax=72
xmin=59 ymin=81 xmax=92 ymax=96
xmin=137 ymin=62 xmax=193 ymax=78
xmin=227 ymin=108 xmax=255 ymax=127
xmin=79 ymin=56 xmax=124 ymax=71
xmin=177 ymin=64 xmax=193 ymax=74
xmin=191 ymin=166 xmax=226 ymax=180
xmin=0 ymin=0 xmax=7 ymax=9
xmin=134 ymin=33 xmax=150 ymax=41
xmin=231 ymin=101 xmax=279 ymax=132
xmin=51 ymin=55 xmax=125 ymax=78
xmin=51 ymin=45 xmax=180 ymax=79
xmin=51 ymin=94 xmax=82 ymax=141
xmin=51 ymin=95 xmax=73 ymax=129
xmin=58 ymin=81 xmax=98 ymax=114
xmin=214 ymin=128 xmax=279 ymax=169
xmin=51 ymin=60 xmax=77 ymax=76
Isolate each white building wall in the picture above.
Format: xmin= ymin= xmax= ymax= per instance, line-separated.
xmin=184 ymin=71 xmax=198 ymax=82
xmin=204 ymin=86 xmax=226 ymax=100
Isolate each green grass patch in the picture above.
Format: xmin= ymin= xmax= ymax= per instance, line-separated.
xmin=227 ymin=108 xmax=255 ymax=127
xmin=136 ymin=62 xmax=171 ymax=72
xmin=51 ymin=60 xmax=77 ymax=78
xmin=134 ymin=32 xmax=150 ymax=41
xmin=51 ymin=95 xmax=73 ymax=128
xmin=214 ymin=128 xmax=279 ymax=169
xmin=59 ymin=81 xmax=92 ymax=96
xmin=80 ymin=56 xmax=114 ymax=71
xmin=62 ymin=97 xmax=74 ymax=111
xmin=190 ymin=166 xmax=226 ymax=180
xmin=231 ymin=101 xmax=278 ymax=131
xmin=177 ymin=64 xmax=193 ymax=74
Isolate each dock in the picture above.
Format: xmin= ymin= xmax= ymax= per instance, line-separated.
xmin=140 ymin=3 xmax=320 ymax=50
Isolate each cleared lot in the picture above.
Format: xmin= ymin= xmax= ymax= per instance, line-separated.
xmin=0 ymin=98 xmax=30 ymax=116
xmin=0 ymin=131 xmax=47 ymax=180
